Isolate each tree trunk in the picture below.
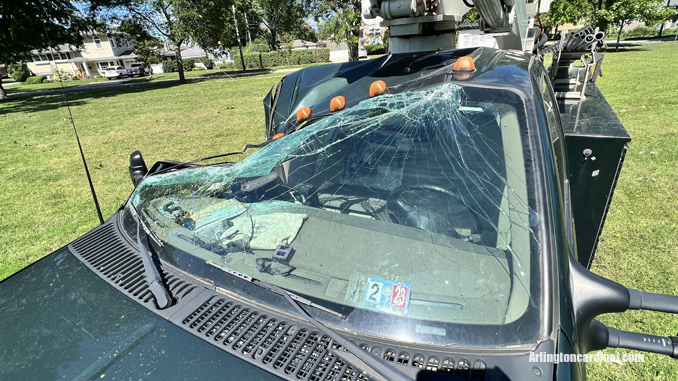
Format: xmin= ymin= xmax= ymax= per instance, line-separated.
xmin=658 ymin=0 xmax=671 ymax=37
xmin=175 ymin=42 xmax=186 ymax=83
xmin=347 ymin=40 xmax=358 ymax=61
xmin=616 ymin=22 xmax=623 ymax=52
xmin=0 ymin=77 xmax=7 ymax=100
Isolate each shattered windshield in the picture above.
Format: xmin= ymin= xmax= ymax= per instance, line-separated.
xmin=123 ymin=83 xmax=541 ymax=348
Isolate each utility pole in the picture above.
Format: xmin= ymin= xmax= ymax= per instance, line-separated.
xmin=232 ymin=4 xmax=246 ymax=71
xmin=244 ymin=12 xmax=253 ymax=46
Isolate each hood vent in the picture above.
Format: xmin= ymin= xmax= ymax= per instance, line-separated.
xmin=177 ymin=294 xmax=487 ymax=381
xmin=68 ymin=220 xmax=198 ymax=313
xmin=178 ymin=295 xmax=370 ymax=381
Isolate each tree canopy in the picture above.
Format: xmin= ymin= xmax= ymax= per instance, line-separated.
xmin=309 ymin=0 xmax=362 ymax=61
xmin=90 ymin=0 xmax=236 ymax=83
xmin=0 ymin=0 xmax=97 ymax=98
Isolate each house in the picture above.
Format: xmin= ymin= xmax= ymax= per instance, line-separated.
xmin=25 ymin=32 xmax=139 ymax=78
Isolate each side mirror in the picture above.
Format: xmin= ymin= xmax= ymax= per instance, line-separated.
xmin=564 ymin=179 xmax=678 ymax=358
xmin=569 ymin=255 xmax=678 ymax=359
xmin=129 ymin=150 xmax=148 ymax=188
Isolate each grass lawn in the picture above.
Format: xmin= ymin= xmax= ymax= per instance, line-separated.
xmin=3 ymin=77 xmax=108 ymax=94
xmin=0 ymin=42 xmax=677 ymax=379
xmin=0 ymin=73 xmax=285 ymax=280
xmin=587 ymin=42 xmax=678 ymax=380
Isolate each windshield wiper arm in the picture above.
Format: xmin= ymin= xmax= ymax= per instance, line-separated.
xmin=206 ymin=260 xmax=413 ymax=381
xmin=130 ymin=205 xmax=172 ymax=309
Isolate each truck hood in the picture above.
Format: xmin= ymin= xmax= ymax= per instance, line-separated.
xmin=0 ymin=248 xmax=281 ymax=380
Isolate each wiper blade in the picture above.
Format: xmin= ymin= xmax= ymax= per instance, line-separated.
xmin=151 ymin=142 xmax=270 ymax=177
xmin=206 ymin=260 xmax=413 ymax=381
xmin=206 ymin=260 xmax=345 ymax=319
xmin=129 ymin=205 xmax=172 ymax=309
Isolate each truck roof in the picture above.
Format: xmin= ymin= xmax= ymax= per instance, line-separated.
xmin=264 ymin=47 xmax=537 ymax=138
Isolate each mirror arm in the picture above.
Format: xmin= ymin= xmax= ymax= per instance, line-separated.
xmin=628 ymin=289 xmax=678 ymax=314
xmin=587 ymin=320 xmax=678 ymax=359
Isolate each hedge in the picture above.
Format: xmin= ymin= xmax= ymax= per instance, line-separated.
xmin=364 ymin=44 xmax=386 ymax=55
xmin=234 ymin=48 xmax=330 ymax=70
xmin=218 ymin=62 xmax=235 ymax=70
xmin=200 ymin=57 xmax=214 ymax=69
xmin=162 ymin=60 xmax=178 ymax=73
xmin=24 ymin=75 xmax=46 ymax=84
xmin=182 ymin=58 xmax=197 ymax=70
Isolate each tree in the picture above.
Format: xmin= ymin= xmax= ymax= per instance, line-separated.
xmin=0 ymin=0 xmax=96 ymax=99
xmin=256 ymin=0 xmax=306 ymax=50
xmin=116 ymin=19 xmax=163 ymax=64
xmin=594 ymin=0 xmax=675 ymax=50
xmin=546 ymin=0 xmax=593 ymax=33
xmin=91 ymin=0 xmax=235 ymax=83
xmin=310 ymin=0 xmax=362 ymax=61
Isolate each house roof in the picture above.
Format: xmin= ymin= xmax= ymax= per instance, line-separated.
xmin=29 ymin=44 xmax=79 ymax=55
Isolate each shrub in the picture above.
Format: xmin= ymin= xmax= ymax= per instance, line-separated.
xmin=233 ymin=48 xmax=331 ymax=69
xmin=181 ymin=58 xmax=197 ymax=70
xmin=364 ymin=44 xmax=386 ymax=55
xmin=50 ymin=66 xmax=73 ymax=81
xmin=162 ymin=60 xmax=178 ymax=73
xmin=8 ymin=62 xmax=31 ymax=82
xmin=24 ymin=75 xmax=46 ymax=84
xmin=192 ymin=66 xmax=205 ymax=71
xmin=247 ymin=43 xmax=269 ymax=53
xmin=217 ymin=62 xmax=235 ymax=70
xmin=200 ymin=57 xmax=214 ymax=69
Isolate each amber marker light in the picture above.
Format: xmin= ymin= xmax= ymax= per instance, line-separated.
xmin=296 ymin=107 xmax=312 ymax=122
xmin=272 ymin=133 xmax=285 ymax=140
xmin=369 ymin=80 xmax=387 ymax=97
xmin=330 ymin=96 xmax=346 ymax=112
xmin=452 ymin=56 xmax=476 ymax=81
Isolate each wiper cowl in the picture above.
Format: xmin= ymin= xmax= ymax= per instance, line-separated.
xmin=205 ymin=260 xmax=413 ymax=381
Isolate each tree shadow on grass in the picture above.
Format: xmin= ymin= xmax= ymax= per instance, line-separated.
xmin=602 ymin=46 xmax=649 ymax=53
xmin=0 ymin=79 xmax=216 ymax=115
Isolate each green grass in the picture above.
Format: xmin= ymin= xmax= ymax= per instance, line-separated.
xmin=586 ymin=42 xmax=678 ymax=380
xmin=0 ymin=73 xmax=285 ymax=280
xmin=1 ymin=41 xmax=677 ymax=379
xmin=3 ymin=77 xmax=107 ymax=94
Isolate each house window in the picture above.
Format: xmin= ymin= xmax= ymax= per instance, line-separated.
xmin=125 ymin=39 xmax=130 ymax=48
xmin=93 ymin=36 xmax=103 ymax=49
xmin=98 ymin=62 xmax=109 ymax=71
xmin=111 ymin=37 xmax=117 ymax=48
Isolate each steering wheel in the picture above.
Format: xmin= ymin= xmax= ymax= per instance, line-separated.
xmin=386 ymin=184 xmax=477 ymax=238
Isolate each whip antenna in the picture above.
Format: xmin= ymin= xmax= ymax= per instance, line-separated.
xmin=43 ymin=21 xmax=104 ymax=225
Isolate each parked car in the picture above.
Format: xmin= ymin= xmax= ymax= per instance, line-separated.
xmin=103 ymin=66 xmax=129 ymax=79
xmin=128 ymin=62 xmax=151 ymax=77
xmin=359 ymin=46 xmax=368 ymax=58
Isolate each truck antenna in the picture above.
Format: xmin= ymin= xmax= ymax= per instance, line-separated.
xmin=43 ymin=23 xmax=104 ymax=225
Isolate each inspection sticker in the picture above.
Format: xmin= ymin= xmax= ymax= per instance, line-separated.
xmin=363 ymin=277 xmax=411 ymax=316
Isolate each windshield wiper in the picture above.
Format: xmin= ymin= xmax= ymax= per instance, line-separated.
xmin=205 ymin=260 xmax=413 ymax=381
xmin=129 ymin=204 xmax=172 ymax=309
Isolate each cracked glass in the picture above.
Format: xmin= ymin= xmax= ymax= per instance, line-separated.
xmin=123 ymin=83 xmax=542 ymax=348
